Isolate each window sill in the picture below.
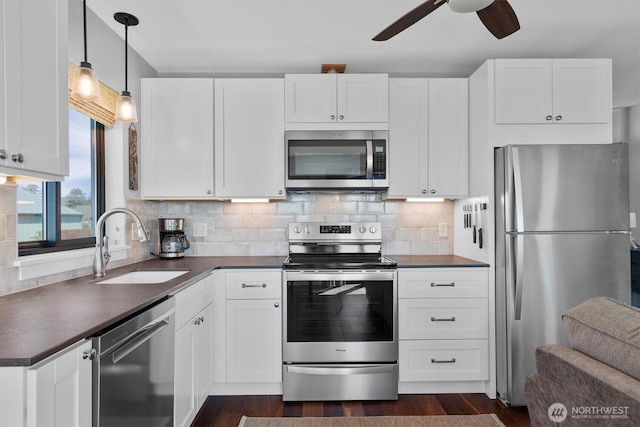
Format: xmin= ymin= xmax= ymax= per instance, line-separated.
xmin=15 ymin=245 xmax=130 ymax=281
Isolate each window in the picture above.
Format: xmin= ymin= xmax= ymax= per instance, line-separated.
xmin=18 ymin=109 xmax=105 ymax=255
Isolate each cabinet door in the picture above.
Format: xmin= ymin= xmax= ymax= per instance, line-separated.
xmin=552 ymin=59 xmax=611 ymax=124
xmin=226 ymin=299 xmax=282 ymax=383
xmin=494 ymin=59 xmax=553 ymax=124
xmin=215 ymin=79 xmax=285 ymax=198
xmin=141 ymin=78 xmax=214 ymax=199
xmin=2 ymin=0 xmax=68 ymax=178
xmin=26 ymin=340 xmax=92 ymax=427
xmin=284 ymin=74 xmax=337 ymax=123
xmin=427 ymin=79 xmax=468 ymax=197
xmin=174 ymin=321 xmax=196 ymax=427
xmin=337 ymin=74 xmax=389 ymax=123
xmin=195 ymin=304 xmax=213 ymax=409
xmin=388 ymin=78 xmax=429 ymax=197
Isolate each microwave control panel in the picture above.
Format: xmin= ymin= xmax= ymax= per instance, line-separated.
xmin=373 ymin=140 xmax=386 ymax=179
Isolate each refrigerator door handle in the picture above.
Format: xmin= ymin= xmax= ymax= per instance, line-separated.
xmin=514 ymin=234 xmax=524 ymax=320
xmin=512 ymin=147 xmax=525 ymax=233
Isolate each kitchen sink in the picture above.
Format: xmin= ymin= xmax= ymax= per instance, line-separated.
xmin=97 ymin=270 xmax=189 ymax=284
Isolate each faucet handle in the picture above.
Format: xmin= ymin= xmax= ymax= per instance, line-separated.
xmin=103 ymin=235 xmax=111 ymax=265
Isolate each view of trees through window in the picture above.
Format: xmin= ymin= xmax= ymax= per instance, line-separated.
xmin=17 ymin=109 xmax=96 ymax=243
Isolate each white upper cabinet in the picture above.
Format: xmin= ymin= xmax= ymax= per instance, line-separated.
xmin=215 ymin=79 xmax=285 ymax=199
xmin=388 ymin=78 xmax=468 ymax=198
xmin=140 ymin=78 xmax=214 ymax=199
xmin=1 ymin=0 xmax=68 ymax=180
xmin=495 ymin=59 xmax=611 ymax=124
xmin=285 ymin=74 xmax=388 ymax=128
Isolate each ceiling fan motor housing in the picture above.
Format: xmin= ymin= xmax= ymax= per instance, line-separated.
xmin=448 ymin=0 xmax=494 ymax=13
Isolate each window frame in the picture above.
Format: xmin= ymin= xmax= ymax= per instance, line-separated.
xmin=18 ymin=119 xmax=106 ymax=256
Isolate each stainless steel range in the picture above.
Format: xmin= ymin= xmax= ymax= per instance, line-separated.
xmin=282 ymin=222 xmax=398 ymax=401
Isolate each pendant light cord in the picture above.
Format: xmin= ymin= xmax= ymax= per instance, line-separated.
xmin=82 ymin=0 xmax=88 ymax=63
xmin=124 ymin=23 xmax=128 ymax=92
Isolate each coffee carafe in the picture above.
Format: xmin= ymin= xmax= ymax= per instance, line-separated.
xmin=158 ymin=218 xmax=190 ymax=258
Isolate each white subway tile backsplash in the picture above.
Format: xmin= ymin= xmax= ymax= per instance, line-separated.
xmin=1 ymin=190 xmax=454 ymax=296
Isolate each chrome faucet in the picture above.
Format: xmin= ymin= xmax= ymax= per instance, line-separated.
xmin=93 ymin=207 xmax=150 ymax=277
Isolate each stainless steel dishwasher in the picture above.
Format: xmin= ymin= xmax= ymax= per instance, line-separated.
xmin=91 ymin=297 xmax=175 ymax=427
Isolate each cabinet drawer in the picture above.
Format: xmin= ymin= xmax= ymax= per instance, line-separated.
xmin=399 ymin=340 xmax=488 ymax=382
xmin=399 ymin=298 xmax=488 ymax=340
xmin=226 ymin=270 xmax=281 ymax=299
xmin=175 ymin=275 xmax=213 ymax=329
xmin=398 ymin=268 xmax=488 ymax=298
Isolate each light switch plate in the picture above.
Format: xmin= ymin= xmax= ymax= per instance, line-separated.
xmin=438 ymin=223 xmax=448 ymax=238
xmin=193 ymin=223 xmax=208 ymax=237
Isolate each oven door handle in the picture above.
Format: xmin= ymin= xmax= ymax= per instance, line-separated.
xmin=286 ymin=364 xmax=395 ymax=376
xmin=284 ymin=271 xmax=396 ymax=282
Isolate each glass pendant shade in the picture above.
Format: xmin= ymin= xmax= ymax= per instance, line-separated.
xmin=115 ymin=91 xmax=138 ymax=123
xmin=71 ymin=61 xmax=101 ymax=101
xmin=448 ymin=0 xmax=494 ymax=13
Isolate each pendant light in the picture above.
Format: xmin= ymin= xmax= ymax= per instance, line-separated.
xmin=114 ymin=12 xmax=139 ymax=123
xmin=70 ymin=0 xmax=101 ymax=101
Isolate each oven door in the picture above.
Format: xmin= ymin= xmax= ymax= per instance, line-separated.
xmin=283 ymin=270 xmax=397 ymax=363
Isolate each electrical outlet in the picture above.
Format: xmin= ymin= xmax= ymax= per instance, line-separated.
xmin=438 ymin=223 xmax=448 ymax=238
xmin=193 ymin=223 xmax=208 ymax=237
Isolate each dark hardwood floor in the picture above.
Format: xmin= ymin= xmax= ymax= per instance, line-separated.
xmin=192 ymin=394 xmax=531 ymax=427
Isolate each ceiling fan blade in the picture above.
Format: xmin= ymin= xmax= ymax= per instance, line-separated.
xmin=476 ymin=0 xmax=520 ymax=39
xmin=373 ymin=0 xmax=446 ymax=41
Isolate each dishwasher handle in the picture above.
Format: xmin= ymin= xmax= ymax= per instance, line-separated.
xmin=110 ymin=318 xmax=170 ymax=364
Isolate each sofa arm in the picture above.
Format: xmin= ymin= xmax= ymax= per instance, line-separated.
xmin=526 ymin=344 xmax=640 ymax=426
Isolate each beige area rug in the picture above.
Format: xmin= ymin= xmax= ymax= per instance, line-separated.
xmin=238 ymin=414 xmax=506 ymax=427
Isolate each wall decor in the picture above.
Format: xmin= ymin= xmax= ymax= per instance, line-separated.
xmin=128 ymin=123 xmax=138 ymax=191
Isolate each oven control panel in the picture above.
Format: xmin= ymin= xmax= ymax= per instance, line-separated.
xmin=289 ymin=222 xmax=381 ymax=241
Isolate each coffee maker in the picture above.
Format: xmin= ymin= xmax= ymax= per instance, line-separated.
xmin=158 ymin=218 xmax=190 ymax=258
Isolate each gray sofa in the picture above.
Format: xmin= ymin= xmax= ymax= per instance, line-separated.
xmin=525 ymin=297 xmax=640 ymax=426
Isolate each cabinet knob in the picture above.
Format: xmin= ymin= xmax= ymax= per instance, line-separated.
xmin=430 ymin=189 xmax=436 ymax=194
xmin=422 ymin=189 xmax=427 ymax=194
xmin=278 ymin=189 xmax=283 ymax=195
xmin=206 ymin=190 xmax=212 ymax=195
xmin=0 ymin=149 xmax=6 ymax=160
xmin=82 ymin=349 xmax=97 ymax=360
xmin=339 ymin=115 xmax=345 ymax=120
xmin=330 ymin=115 xmax=336 ymax=120
xmin=546 ymin=115 xmax=553 ymax=121
xmin=555 ymin=115 xmax=563 ymax=121
xmin=274 ymin=302 xmax=280 ymax=308
xmin=11 ymin=153 xmax=24 ymax=163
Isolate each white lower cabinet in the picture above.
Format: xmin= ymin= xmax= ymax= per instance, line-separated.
xmin=226 ymin=299 xmax=282 ymax=383
xmin=0 ymin=340 xmax=93 ymax=427
xmin=26 ymin=340 xmax=92 ymax=427
xmin=211 ymin=269 xmax=282 ymax=395
xmin=174 ymin=275 xmax=213 ymax=427
xmin=398 ymin=268 xmax=490 ymax=394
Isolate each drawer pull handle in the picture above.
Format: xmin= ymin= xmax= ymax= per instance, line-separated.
xmin=431 ymin=358 xmax=456 ymax=364
xmin=430 ymin=282 xmax=455 ymax=287
xmin=431 ymin=316 xmax=456 ymax=322
xmin=242 ymin=283 xmax=267 ymax=288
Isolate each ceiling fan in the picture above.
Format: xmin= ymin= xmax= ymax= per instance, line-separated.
xmin=373 ymin=0 xmax=520 ymax=41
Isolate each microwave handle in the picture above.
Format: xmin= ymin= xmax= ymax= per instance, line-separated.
xmin=366 ymin=140 xmax=373 ymax=179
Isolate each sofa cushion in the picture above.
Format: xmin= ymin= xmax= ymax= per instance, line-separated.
xmin=562 ymin=297 xmax=640 ymax=381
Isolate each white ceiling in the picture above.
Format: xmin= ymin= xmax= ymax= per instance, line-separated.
xmin=87 ymin=0 xmax=640 ymax=108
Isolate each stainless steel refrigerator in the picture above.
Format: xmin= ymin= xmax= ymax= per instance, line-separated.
xmin=495 ymin=143 xmax=631 ymax=406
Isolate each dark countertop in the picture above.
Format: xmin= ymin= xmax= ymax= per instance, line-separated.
xmin=0 ymin=256 xmax=284 ymax=367
xmin=391 ymin=255 xmax=489 ymax=268
xmin=0 ymin=254 xmax=486 ymax=367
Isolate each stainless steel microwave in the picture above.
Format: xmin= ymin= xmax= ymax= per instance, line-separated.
xmin=285 ymin=130 xmax=389 ymax=190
